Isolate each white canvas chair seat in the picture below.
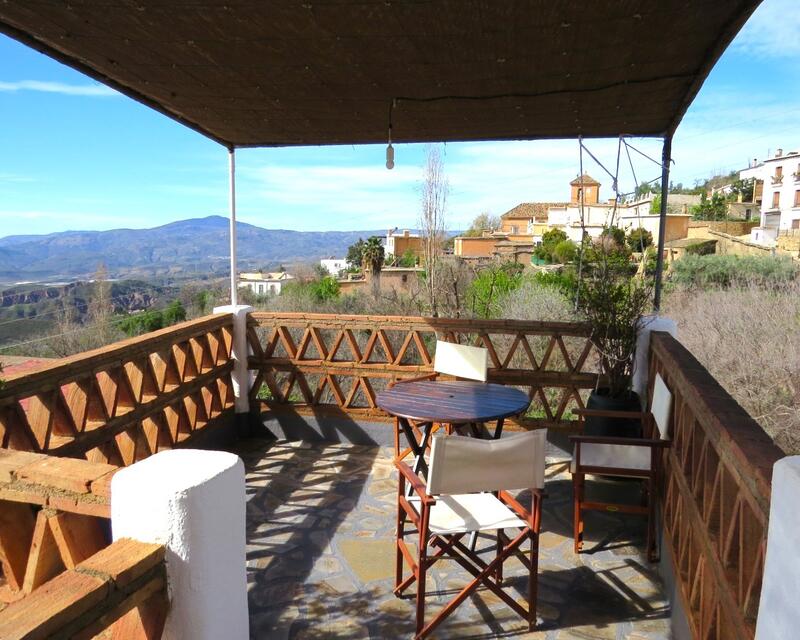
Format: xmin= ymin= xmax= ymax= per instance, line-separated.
xmin=409 ymin=493 xmax=527 ymax=535
xmin=571 ymin=372 xmax=674 ymax=563
xmin=570 ymin=442 xmax=652 ymax=474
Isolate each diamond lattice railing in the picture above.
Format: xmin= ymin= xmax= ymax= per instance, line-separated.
xmin=649 ymin=331 xmax=783 ymax=640
xmin=247 ymin=312 xmax=601 ymax=430
xmin=0 ymin=314 xmax=235 ymax=465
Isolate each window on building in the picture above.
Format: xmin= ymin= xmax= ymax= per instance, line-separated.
xmin=772 ymin=191 xmax=781 ymax=209
xmin=795 ymin=190 xmax=800 ymax=207
xmin=745 ymin=208 xmax=752 ymax=220
xmin=793 ymin=219 xmax=800 ymax=230
xmin=510 ymin=225 xmax=518 ymax=234
xmin=775 ymin=165 xmax=783 ymax=178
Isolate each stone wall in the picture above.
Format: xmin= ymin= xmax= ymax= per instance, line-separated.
xmin=708 ymin=230 xmax=775 ymax=257
xmin=777 ymin=230 xmax=800 ymax=253
xmin=687 ymin=220 xmax=759 ymax=239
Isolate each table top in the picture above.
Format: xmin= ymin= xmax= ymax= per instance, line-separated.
xmin=376 ymin=380 xmax=530 ymax=424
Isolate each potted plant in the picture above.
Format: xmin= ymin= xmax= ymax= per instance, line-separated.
xmin=576 ymin=230 xmax=652 ymax=436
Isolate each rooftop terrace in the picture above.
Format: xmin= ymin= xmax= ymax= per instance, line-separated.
xmin=0 ymin=311 xmax=785 ymax=640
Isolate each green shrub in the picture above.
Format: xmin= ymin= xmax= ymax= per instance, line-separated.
xmin=684 ymin=240 xmax=717 ymax=256
xmin=626 ymin=228 xmax=653 ymax=251
xmin=308 ymin=276 xmax=341 ymax=302
xmin=534 ymin=228 xmax=568 ymax=263
xmin=671 ymin=254 xmax=800 ymax=289
xmin=467 ymin=262 xmax=524 ymax=318
xmin=553 ymin=240 xmax=578 ymax=264
xmin=118 ymin=299 xmax=186 ymax=337
xmin=532 ymin=269 xmax=577 ymax=297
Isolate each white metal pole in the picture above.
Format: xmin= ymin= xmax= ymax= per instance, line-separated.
xmin=228 ymin=148 xmax=238 ymax=306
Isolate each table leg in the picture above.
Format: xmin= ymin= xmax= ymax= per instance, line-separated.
xmin=493 ymin=418 xmax=505 ymax=440
xmin=398 ymin=418 xmax=433 ymax=498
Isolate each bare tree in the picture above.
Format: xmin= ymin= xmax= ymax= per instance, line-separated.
xmin=419 ymin=145 xmax=449 ymax=316
xmin=46 ymin=263 xmax=120 ymax=357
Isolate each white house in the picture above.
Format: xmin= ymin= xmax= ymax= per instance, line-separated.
xmin=740 ymin=149 xmax=800 ymax=245
xmin=238 ymin=271 xmax=295 ymax=296
xmin=320 ymin=258 xmax=347 ymax=276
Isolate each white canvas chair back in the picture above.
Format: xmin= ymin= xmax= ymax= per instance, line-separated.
xmin=427 ymin=430 xmax=546 ymax=495
xmin=433 ymin=340 xmax=488 ymax=382
xmin=650 ymin=373 xmax=672 ymax=440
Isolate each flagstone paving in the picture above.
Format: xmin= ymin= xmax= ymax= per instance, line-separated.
xmin=235 ymin=438 xmax=670 ymax=639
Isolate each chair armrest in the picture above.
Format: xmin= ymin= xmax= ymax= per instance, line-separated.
xmin=570 ymin=435 xmax=670 ymax=448
xmin=387 ymin=372 xmax=438 ymax=389
xmin=572 ymin=408 xmax=646 ymax=421
xmin=498 ymin=490 xmax=533 ymax=521
xmin=394 ymin=460 xmax=435 ymax=505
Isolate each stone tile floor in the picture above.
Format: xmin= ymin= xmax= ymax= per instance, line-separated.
xmin=234 ymin=438 xmax=670 ymax=639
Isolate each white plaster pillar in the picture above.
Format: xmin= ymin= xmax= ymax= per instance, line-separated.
xmin=632 ymin=314 xmax=677 ymax=403
xmin=213 ymin=304 xmax=254 ymax=414
xmin=111 ymin=449 xmax=248 ymax=640
xmin=756 ymin=456 xmax=800 ymax=640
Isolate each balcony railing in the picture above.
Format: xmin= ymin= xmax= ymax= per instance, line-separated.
xmin=0 ymin=314 xmax=236 ymax=464
xmin=649 ymin=331 xmax=783 ymax=639
xmin=246 ymin=312 xmax=601 ymax=430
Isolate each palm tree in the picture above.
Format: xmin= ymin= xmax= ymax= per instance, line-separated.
xmin=362 ymin=236 xmax=385 ymax=298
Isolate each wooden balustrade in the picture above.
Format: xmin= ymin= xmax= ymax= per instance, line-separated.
xmin=247 ymin=312 xmax=600 ymax=430
xmin=0 ymin=450 xmax=116 ymax=603
xmin=649 ymin=331 xmax=784 ymax=640
xmin=0 ymin=314 xmax=236 ymax=465
xmin=0 ymin=538 xmax=167 ymax=640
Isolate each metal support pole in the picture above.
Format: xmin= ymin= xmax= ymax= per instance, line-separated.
xmin=228 ymin=148 xmax=238 ymax=307
xmin=653 ymin=134 xmax=672 ymax=310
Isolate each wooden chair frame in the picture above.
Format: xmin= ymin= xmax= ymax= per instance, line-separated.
xmin=394 ymin=458 xmax=543 ymax=639
xmin=570 ymin=408 xmax=670 ymax=562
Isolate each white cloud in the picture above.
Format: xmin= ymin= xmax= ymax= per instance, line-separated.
xmin=732 ymin=0 xmax=800 ymax=59
xmin=0 ymin=80 xmax=118 ymax=96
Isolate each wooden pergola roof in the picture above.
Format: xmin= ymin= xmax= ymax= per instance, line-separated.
xmin=0 ymin=1 xmax=760 ymax=148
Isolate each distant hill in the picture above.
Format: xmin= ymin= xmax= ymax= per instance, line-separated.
xmin=0 ymin=216 xmax=384 ymax=282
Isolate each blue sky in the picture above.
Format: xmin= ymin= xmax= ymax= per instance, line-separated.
xmin=1 ymin=0 xmax=799 ymax=237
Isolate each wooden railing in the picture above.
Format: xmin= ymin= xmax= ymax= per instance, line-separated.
xmin=649 ymin=332 xmax=784 ymax=640
xmin=0 ymin=314 xmax=235 ymax=465
xmin=0 ymin=537 xmax=167 ymax=640
xmin=247 ymin=312 xmax=600 ymax=430
xmin=0 ymin=450 xmax=115 ymax=603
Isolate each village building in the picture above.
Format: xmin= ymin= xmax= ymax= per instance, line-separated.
xmin=453 ymin=174 xmax=691 ymax=259
xmin=238 ymin=271 xmax=294 ymax=296
xmin=385 ymin=228 xmax=423 ymax=261
xmin=740 ymin=149 xmax=800 ymax=245
xmin=319 ymin=257 xmax=347 ymax=276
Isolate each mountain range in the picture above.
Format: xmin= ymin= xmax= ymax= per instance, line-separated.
xmin=0 ymin=216 xmax=384 ymax=283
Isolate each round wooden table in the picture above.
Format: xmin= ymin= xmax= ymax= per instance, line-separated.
xmin=376 ymin=380 xmax=530 ymax=481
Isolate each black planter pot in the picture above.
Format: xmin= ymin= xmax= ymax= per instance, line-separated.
xmin=584 ymin=389 xmax=642 ymax=438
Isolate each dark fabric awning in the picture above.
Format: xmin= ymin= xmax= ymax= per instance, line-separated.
xmin=0 ymin=1 xmax=761 ymax=148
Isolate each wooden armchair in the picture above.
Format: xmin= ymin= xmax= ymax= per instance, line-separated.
xmin=570 ymin=373 xmax=673 ymax=562
xmin=395 ymin=429 xmax=546 ymax=639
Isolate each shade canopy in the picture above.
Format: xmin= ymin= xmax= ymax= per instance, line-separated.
xmin=0 ymin=1 xmax=760 ymax=148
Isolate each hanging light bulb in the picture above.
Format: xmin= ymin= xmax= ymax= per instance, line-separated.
xmin=386 ymin=123 xmax=395 ymax=170
xmin=386 ymin=142 xmax=395 ymax=170
xmin=386 ymin=99 xmax=396 ymax=170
